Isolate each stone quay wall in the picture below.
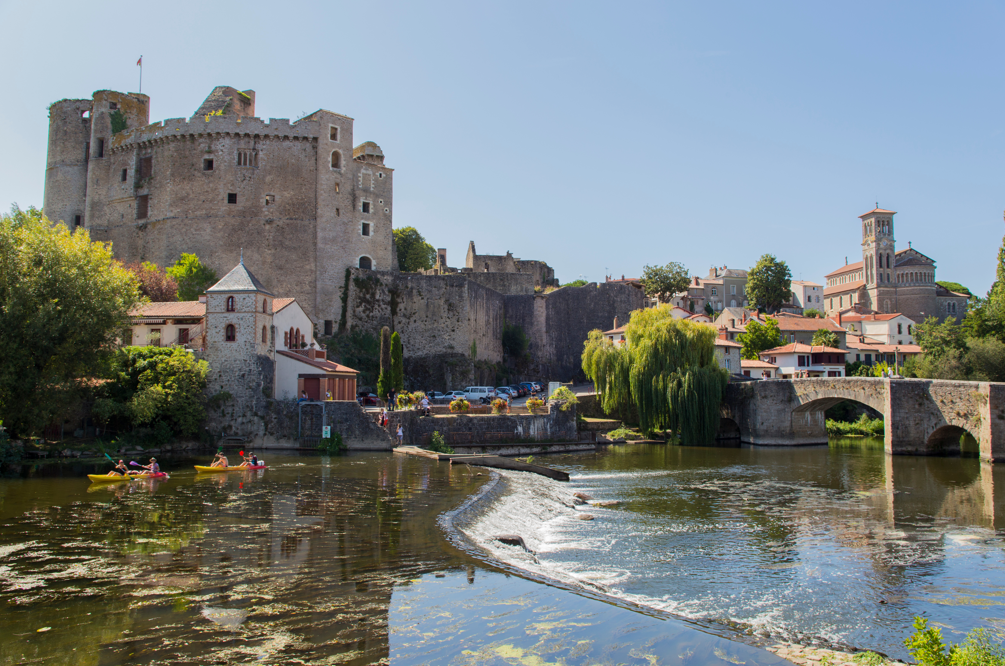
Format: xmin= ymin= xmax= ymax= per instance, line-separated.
xmin=263 ymin=400 xmax=393 ymax=450
xmin=385 ymin=404 xmax=576 ymax=449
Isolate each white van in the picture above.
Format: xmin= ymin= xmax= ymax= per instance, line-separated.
xmin=463 ymin=386 xmax=496 ymax=404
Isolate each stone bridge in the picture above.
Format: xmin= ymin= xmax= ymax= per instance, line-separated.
xmin=722 ymin=378 xmax=1005 ymax=462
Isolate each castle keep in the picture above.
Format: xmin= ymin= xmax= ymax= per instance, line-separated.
xmin=43 ymin=86 xmax=395 ymax=327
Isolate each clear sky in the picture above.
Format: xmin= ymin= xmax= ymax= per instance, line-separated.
xmin=2 ymin=1 xmax=1002 ymax=295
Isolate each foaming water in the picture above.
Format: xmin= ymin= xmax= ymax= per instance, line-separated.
xmin=458 ymin=442 xmax=1005 ymax=660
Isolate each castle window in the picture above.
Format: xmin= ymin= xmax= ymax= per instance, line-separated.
xmin=324 ymin=320 xmax=333 ymax=336
xmin=361 ymin=222 xmax=370 ymax=237
xmin=121 ymin=168 xmax=127 ymax=182
xmin=264 ymin=194 xmax=275 ymax=206
xmin=331 ymin=151 xmax=342 ymax=169
xmin=378 ymin=172 xmax=384 ymax=179
xmin=84 ymin=142 xmax=90 ymax=161
xmin=227 ymin=193 xmax=237 ymax=205
xmin=109 ymin=102 xmax=118 ymax=110
xmin=225 ymin=324 xmax=236 ymax=342
xmin=73 ymin=215 xmax=82 ymax=228
xmin=329 ymin=126 xmax=339 ymax=142
xmin=96 ymin=139 xmax=104 ymax=158
xmin=262 ymin=299 xmax=268 ymax=313
xmin=362 ymin=201 xmax=371 ymax=214
xmin=384 ymin=207 xmax=389 ymax=213
xmin=359 ymin=256 xmax=373 ymax=270
xmin=334 ymin=183 xmax=340 ymax=193
xmin=226 ymin=296 xmax=235 ymax=312
xmin=136 ymin=195 xmax=149 ymax=220
xmin=203 ymin=158 xmax=214 ymax=171
xmin=262 ymin=325 xmax=267 ymax=343
xmin=139 ymin=156 xmax=152 ymax=179
xmin=237 ymin=150 xmax=258 ymax=167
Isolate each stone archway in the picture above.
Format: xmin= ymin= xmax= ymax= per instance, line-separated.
xmin=925 ymin=424 xmax=979 ymax=456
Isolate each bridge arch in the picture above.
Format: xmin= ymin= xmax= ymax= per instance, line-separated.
xmin=925 ymin=424 xmax=980 ymax=456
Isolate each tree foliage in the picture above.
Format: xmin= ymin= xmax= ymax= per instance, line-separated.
xmin=166 ymin=253 xmax=217 ymax=301
xmin=737 ymin=318 xmax=783 ymax=360
xmin=393 ymin=227 xmax=436 ymax=273
xmin=640 ymin=262 xmax=690 ymax=302
xmin=0 ymin=207 xmax=141 ymax=439
xmin=581 ymin=306 xmax=729 ymax=443
xmin=126 ymin=261 xmax=178 ymax=302
xmin=92 ymin=346 xmax=209 ymax=442
xmin=377 ymin=326 xmax=392 ymax=400
xmin=502 ymin=322 xmax=529 ymax=358
xmin=811 ymin=328 xmax=840 ymax=349
xmin=746 ymin=254 xmax=792 ymax=313
xmin=562 ymin=279 xmax=589 ymax=288
xmin=390 ymin=331 xmax=404 ymax=391
xmin=803 ymin=308 xmax=824 ymax=318
xmin=936 ymin=281 xmax=972 ymax=298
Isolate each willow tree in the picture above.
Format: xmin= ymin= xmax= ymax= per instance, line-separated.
xmin=582 ymin=306 xmax=728 ymax=444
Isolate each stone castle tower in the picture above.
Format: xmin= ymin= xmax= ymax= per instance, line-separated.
xmin=43 ymin=86 xmax=395 ymax=330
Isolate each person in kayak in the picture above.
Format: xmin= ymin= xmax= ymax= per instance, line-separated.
xmin=142 ymin=457 xmax=160 ymax=474
xmin=250 ymin=452 xmax=259 ymax=466
xmin=210 ymin=451 xmax=229 ymax=468
xmin=106 ymin=459 xmax=130 ymax=476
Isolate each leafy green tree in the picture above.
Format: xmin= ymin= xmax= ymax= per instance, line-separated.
xmin=377 ymin=326 xmax=392 ymax=401
xmin=704 ymin=302 xmax=714 ymax=316
xmin=390 ymin=331 xmax=404 ymax=391
xmin=393 ymin=227 xmax=436 ymax=272
xmin=562 ymin=279 xmax=588 ymax=288
xmin=166 ymin=253 xmax=217 ymax=301
xmin=92 ymin=346 xmax=209 ymax=441
xmin=737 ymin=318 xmax=783 ymax=360
xmin=581 ymin=307 xmax=728 ymax=443
xmin=963 ymin=337 xmax=1005 ymax=382
xmin=936 ymin=281 xmax=972 ymax=298
xmin=746 ymin=254 xmax=792 ymax=313
xmin=914 ymin=316 xmax=967 ymax=360
xmin=803 ymin=308 xmax=824 ymax=318
xmin=640 ymin=262 xmax=690 ymax=303
xmin=811 ymin=328 xmax=840 ymax=349
xmin=0 ymin=207 xmax=141 ymax=439
xmin=126 ymin=261 xmax=178 ymax=302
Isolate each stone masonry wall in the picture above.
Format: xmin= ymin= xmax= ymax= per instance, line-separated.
xmin=386 ymin=404 xmax=576 ymax=448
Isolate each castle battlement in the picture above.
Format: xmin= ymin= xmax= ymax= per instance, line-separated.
xmin=109 ymin=114 xmax=320 ymax=152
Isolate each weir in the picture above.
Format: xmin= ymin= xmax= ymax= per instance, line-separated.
xmin=723 ymin=377 xmax=1005 ymax=462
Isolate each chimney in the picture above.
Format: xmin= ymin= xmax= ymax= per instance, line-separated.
xmin=621 ymin=274 xmax=625 ymax=280
xmin=718 ymin=325 xmax=728 ymax=340
xmin=198 ymin=294 xmax=207 ymax=303
xmin=613 ymin=316 xmax=619 ymax=329
xmin=836 ymin=311 xmax=842 ymax=326
xmin=845 ymin=256 xmax=848 ymax=265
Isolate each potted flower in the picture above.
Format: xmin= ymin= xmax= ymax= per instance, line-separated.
xmin=449 ymin=398 xmax=470 ymax=413
xmin=491 ymin=398 xmax=508 ymax=414
xmin=526 ymin=397 xmax=544 ymax=414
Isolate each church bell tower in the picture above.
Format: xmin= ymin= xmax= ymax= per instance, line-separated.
xmin=861 ymin=206 xmax=897 ymax=312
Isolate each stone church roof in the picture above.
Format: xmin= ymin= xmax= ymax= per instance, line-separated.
xmin=207 ymin=261 xmax=274 ymax=295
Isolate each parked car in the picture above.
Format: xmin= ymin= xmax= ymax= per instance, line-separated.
xmin=495 ymin=387 xmax=514 ymax=398
xmin=463 ymin=386 xmax=496 ymax=404
xmin=509 ymin=385 xmax=527 ymax=397
xmin=519 ymin=382 xmax=535 ymax=394
xmin=358 ymin=393 xmax=380 ymax=406
xmin=427 ymin=391 xmax=447 ymax=402
xmin=444 ymin=391 xmax=466 ymax=402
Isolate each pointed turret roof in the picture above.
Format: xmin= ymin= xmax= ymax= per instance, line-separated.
xmin=206 ymin=260 xmax=273 ymax=295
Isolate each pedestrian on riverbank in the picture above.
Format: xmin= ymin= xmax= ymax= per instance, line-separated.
xmin=396 ymin=424 xmax=404 ymax=445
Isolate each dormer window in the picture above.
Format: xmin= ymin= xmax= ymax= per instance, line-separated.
xmin=226 ymin=296 xmax=235 ymax=312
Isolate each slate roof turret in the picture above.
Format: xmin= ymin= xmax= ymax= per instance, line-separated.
xmin=207 ymin=260 xmax=273 ymax=295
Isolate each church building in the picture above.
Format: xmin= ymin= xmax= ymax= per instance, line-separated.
xmin=823 ymin=207 xmax=967 ymax=323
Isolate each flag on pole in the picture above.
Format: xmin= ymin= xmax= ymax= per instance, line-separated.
xmin=136 ymin=56 xmax=142 ymax=66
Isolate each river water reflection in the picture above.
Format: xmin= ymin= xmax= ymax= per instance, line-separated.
xmin=0 ymin=453 xmax=788 ymax=665
xmin=486 ymin=439 xmax=1005 ymax=662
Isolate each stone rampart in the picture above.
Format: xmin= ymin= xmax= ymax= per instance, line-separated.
xmin=109 ymin=114 xmax=320 ymax=150
xmin=464 ymin=271 xmax=535 ymax=295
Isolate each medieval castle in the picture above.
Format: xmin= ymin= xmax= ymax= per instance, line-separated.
xmin=43 ymin=86 xmax=641 ymax=387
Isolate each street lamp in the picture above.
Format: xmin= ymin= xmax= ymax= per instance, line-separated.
xmin=894 ymin=346 xmax=900 ymax=377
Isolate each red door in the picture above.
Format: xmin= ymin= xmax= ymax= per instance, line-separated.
xmin=304 ymin=378 xmax=321 ymax=401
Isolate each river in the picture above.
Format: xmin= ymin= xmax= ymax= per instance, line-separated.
xmin=0 ymin=452 xmax=789 ymax=665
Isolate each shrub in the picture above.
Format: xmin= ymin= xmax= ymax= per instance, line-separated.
xmin=0 ymin=421 xmax=22 ymax=466
xmin=526 ymin=397 xmax=544 ymax=413
xmin=427 ymin=431 xmax=453 ymax=454
xmin=904 ymin=616 xmax=1005 ymax=666
xmin=826 ymin=413 xmax=884 ymax=437
xmin=549 ymin=386 xmax=579 ymax=411
xmin=606 ymin=427 xmax=644 ymax=441
xmin=491 ymin=398 xmax=508 ymax=414
xmin=449 ymin=398 xmax=470 ymax=413
xmin=318 ymin=432 xmax=346 ymax=455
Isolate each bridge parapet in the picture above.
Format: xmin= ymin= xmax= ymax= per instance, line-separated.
xmin=724 ymin=378 xmax=1005 ymax=462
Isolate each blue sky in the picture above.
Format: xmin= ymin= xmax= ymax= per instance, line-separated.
xmin=2 ymin=1 xmax=1003 ymax=295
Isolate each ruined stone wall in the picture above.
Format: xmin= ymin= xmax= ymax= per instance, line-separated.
xmin=464 ymin=271 xmax=535 ymax=295
xmin=340 ymin=269 xmax=504 ymax=364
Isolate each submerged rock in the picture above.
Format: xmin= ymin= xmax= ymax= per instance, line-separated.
xmin=577 ymin=514 xmax=594 ymax=521
xmin=494 ymin=534 xmax=531 ymax=552
xmin=592 ymin=500 xmax=619 ymax=507
xmin=573 ymin=492 xmax=594 ymax=502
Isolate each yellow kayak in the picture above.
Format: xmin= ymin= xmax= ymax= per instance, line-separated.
xmin=87 ymin=472 xmax=168 ymax=483
xmin=194 ymin=464 xmax=265 ymax=473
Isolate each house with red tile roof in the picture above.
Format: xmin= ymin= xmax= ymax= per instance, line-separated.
xmin=845 ymin=334 xmax=922 ymax=368
xmin=759 ymin=343 xmax=849 ymax=379
xmin=741 ymin=359 xmax=778 ymax=379
xmin=829 ymin=311 xmax=917 ymax=345
xmin=128 ymin=299 xmax=207 ymax=348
